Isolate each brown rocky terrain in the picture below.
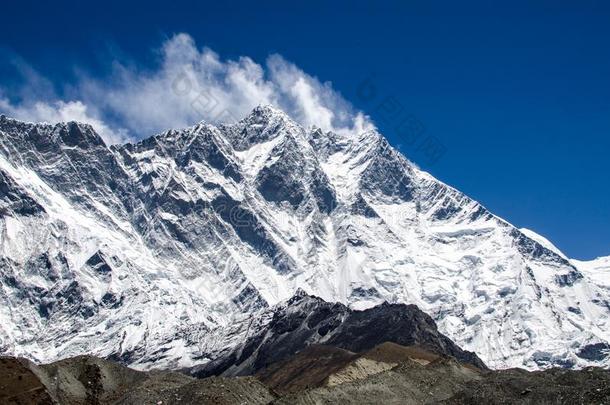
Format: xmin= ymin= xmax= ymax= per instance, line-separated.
xmin=0 ymin=358 xmax=54 ymax=405
xmin=2 ymin=342 xmax=610 ymax=405
xmin=0 ymin=355 xmax=273 ymax=405
xmin=257 ymin=342 xmax=443 ymax=394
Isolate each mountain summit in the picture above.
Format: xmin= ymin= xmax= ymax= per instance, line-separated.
xmin=0 ymin=107 xmax=608 ymax=370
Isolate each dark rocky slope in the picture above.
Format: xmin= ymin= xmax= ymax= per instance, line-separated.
xmin=190 ymin=291 xmax=487 ymax=378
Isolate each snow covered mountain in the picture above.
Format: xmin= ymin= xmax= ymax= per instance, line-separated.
xmin=0 ymin=106 xmax=608 ymax=371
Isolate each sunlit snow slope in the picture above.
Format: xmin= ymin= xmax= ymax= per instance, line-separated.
xmin=0 ymin=106 xmax=608 ymax=370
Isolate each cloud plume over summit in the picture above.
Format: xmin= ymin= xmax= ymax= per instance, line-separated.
xmin=0 ymin=33 xmax=373 ymax=144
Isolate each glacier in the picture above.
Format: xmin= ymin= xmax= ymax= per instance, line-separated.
xmin=0 ymin=105 xmax=608 ymax=371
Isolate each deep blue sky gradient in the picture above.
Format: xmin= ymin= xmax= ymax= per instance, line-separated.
xmin=1 ymin=0 xmax=608 ymax=259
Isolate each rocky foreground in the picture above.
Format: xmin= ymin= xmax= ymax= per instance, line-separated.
xmin=3 ymin=342 xmax=610 ymax=404
xmin=2 ymin=291 xmax=610 ymax=404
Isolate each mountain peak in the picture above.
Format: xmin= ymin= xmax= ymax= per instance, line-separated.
xmin=57 ymin=121 xmax=106 ymax=148
xmin=242 ymin=104 xmax=302 ymax=129
xmin=219 ymin=105 xmax=304 ymax=151
xmin=286 ymin=289 xmax=326 ymax=306
xmin=231 ymin=104 xmax=294 ymax=127
xmin=251 ymin=104 xmax=288 ymax=116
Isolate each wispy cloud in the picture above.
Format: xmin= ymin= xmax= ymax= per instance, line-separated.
xmin=0 ymin=33 xmax=373 ymax=144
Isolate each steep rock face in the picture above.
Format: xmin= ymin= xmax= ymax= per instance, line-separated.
xmin=0 ymin=168 xmax=45 ymax=217
xmin=191 ymin=291 xmax=486 ymax=377
xmin=0 ymin=106 xmax=608 ymax=370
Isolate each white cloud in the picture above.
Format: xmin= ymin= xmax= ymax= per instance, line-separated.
xmin=0 ymin=33 xmax=374 ymax=143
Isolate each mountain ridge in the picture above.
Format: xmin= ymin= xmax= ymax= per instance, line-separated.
xmin=0 ymin=105 xmax=608 ymax=371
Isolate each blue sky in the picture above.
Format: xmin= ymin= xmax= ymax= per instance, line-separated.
xmin=0 ymin=0 xmax=608 ymax=259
